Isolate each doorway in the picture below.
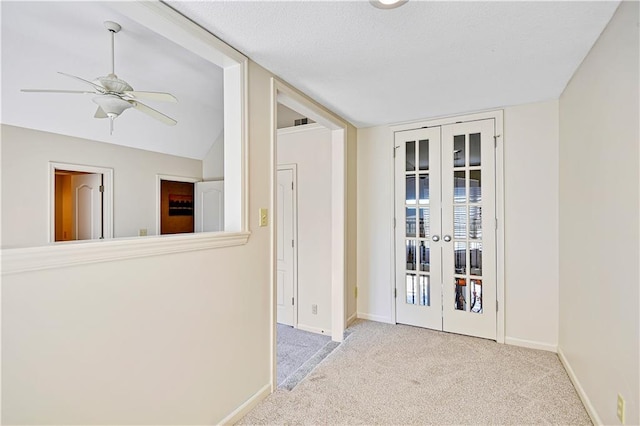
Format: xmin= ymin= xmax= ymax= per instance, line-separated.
xmin=395 ymin=118 xmax=498 ymax=340
xmin=276 ymin=165 xmax=297 ymax=327
xmin=50 ymin=162 xmax=113 ymax=243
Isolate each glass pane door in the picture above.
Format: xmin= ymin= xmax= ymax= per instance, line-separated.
xmin=395 ymin=127 xmax=442 ymax=330
xmin=441 ymin=120 xmax=497 ymax=340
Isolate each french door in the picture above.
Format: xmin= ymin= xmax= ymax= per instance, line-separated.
xmin=395 ymin=119 xmax=497 ymax=340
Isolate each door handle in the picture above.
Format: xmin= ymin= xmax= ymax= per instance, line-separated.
xmin=443 ymin=235 xmax=452 ymax=242
xmin=432 ymin=235 xmax=440 ymax=242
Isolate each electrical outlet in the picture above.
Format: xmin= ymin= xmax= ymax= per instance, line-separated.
xmin=617 ymin=394 xmax=625 ymax=424
xmin=259 ymin=208 xmax=268 ymax=227
xmin=312 ymin=304 xmax=317 ymax=315
xmin=139 ymin=228 xmax=147 ymax=236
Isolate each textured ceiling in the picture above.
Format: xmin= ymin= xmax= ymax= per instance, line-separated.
xmin=167 ymin=0 xmax=619 ymax=128
xmin=1 ymin=1 xmax=224 ymax=160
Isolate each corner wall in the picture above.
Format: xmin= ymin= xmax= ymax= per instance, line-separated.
xmin=558 ymin=2 xmax=639 ymax=424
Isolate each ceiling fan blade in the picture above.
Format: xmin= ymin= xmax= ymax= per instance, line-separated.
xmin=21 ymin=89 xmax=95 ymax=94
xmin=129 ymin=100 xmax=177 ymax=126
xmin=94 ymin=106 xmax=108 ymax=119
xmin=58 ymin=72 xmax=105 ymax=92
xmin=124 ymin=91 xmax=178 ymax=103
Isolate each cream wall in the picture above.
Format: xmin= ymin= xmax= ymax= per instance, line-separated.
xmin=503 ymin=100 xmax=559 ymax=351
xmin=1 ymin=59 xmax=358 ymax=424
xmin=356 ymin=100 xmax=561 ymax=349
xmin=278 ymin=124 xmax=333 ymax=333
xmin=558 ymin=2 xmax=639 ymax=424
xmin=1 ymin=125 xmax=203 ymax=247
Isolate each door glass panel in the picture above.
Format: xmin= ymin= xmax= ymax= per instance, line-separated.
xmin=454 ymin=135 xmax=466 ymax=167
xmin=406 ymin=176 xmax=416 ymax=204
xmin=454 ymin=241 xmax=466 ymax=274
xmin=419 ymin=208 xmax=430 ymax=238
xmin=406 ymin=240 xmax=416 ymax=270
xmin=469 ymin=133 xmax=481 ymax=166
xmin=454 ymin=206 xmax=467 ymax=239
xmin=406 ymin=274 xmax=417 ymax=304
xmin=418 ymin=174 xmax=429 ymax=204
xmin=418 ymin=139 xmax=429 ymax=170
xmin=455 ymin=278 xmax=467 ymax=311
xmin=454 ymin=171 xmax=466 ymax=203
xmin=470 ymin=242 xmax=482 ymax=276
xmin=469 ymin=170 xmax=482 ymax=203
xmin=469 ymin=206 xmax=482 ymax=239
xmin=419 ymin=241 xmax=430 ymax=272
xmin=406 ymin=208 xmax=416 ymax=238
xmin=470 ymin=279 xmax=483 ymax=313
xmin=406 ymin=141 xmax=416 ymax=171
xmin=419 ymin=275 xmax=430 ymax=306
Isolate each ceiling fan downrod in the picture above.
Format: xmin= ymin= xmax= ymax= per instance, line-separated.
xmin=104 ymin=21 xmax=121 ymax=77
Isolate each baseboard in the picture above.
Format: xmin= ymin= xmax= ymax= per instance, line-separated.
xmin=297 ymin=323 xmax=330 ymax=336
xmin=346 ymin=312 xmax=357 ymax=326
xmin=505 ymin=336 xmax=557 ymax=352
xmin=217 ymin=383 xmax=271 ymax=425
xmin=356 ymin=312 xmax=394 ymax=324
xmin=558 ymin=347 xmax=602 ymax=426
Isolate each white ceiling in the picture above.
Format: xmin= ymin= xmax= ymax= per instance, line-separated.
xmin=167 ymin=0 xmax=620 ymax=128
xmin=1 ymin=0 xmax=621 ymax=154
xmin=1 ymin=1 xmax=224 ymax=160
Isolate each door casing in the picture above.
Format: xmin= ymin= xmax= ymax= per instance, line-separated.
xmin=391 ymin=110 xmax=505 ymax=343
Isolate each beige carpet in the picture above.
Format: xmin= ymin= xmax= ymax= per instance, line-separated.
xmin=239 ymin=320 xmax=591 ymax=425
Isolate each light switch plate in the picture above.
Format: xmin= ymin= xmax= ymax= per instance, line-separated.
xmin=259 ymin=208 xmax=268 ymax=227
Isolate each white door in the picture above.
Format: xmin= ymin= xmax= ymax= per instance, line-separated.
xmin=71 ymin=173 xmax=103 ymax=240
xmin=395 ymin=119 xmax=497 ymax=340
xmin=277 ymin=168 xmax=296 ymax=326
xmin=195 ymin=180 xmax=224 ymax=232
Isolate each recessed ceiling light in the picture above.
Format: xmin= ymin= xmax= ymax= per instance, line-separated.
xmin=370 ymin=0 xmax=408 ymax=10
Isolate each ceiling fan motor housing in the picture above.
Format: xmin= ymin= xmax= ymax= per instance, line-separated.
xmin=95 ymin=75 xmax=133 ymax=93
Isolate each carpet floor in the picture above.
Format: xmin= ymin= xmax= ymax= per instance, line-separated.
xmin=277 ymin=324 xmax=333 ymax=389
xmin=240 ymin=320 xmax=591 ymax=425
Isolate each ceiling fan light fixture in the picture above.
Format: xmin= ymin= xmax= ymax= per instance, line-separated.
xmin=369 ymin=0 xmax=408 ymax=10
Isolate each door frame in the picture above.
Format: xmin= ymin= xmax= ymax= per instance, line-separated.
xmin=49 ymin=162 xmax=114 ymax=243
xmin=270 ymin=77 xmax=348 ymax=392
xmin=156 ymin=174 xmax=200 ymax=236
xmin=277 ymin=164 xmax=299 ymax=328
xmin=391 ymin=109 xmax=505 ymax=343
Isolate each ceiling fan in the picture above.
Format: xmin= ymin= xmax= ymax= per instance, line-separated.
xmin=22 ymin=21 xmax=178 ymax=134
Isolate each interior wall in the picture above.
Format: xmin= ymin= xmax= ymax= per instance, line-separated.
xmin=203 ymin=130 xmax=225 ymax=180
xmin=356 ymin=100 xmax=561 ymax=349
xmin=0 ymin=124 xmax=203 ymax=247
xmin=277 ymin=124 xmax=332 ymax=333
xmin=503 ymin=100 xmax=559 ymax=351
xmin=558 ymin=2 xmax=639 ymax=424
xmin=1 ymin=59 xmax=357 ymax=424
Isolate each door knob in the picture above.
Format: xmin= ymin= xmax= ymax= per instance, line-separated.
xmin=443 ymin=235 xmax=452 ymax=242
xmin=432 ymin=235 xmax=440 ymax=242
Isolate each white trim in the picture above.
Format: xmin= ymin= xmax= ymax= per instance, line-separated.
xmin=346 ymin=312 xmax=357 ymax=326
xmin=297 ymin=323 xmax=330 ymax=336
xmin=277 ymin=123 xmax=325 ymax=136
xmin=390 ymin=109 xmax=505 ymax=344
xmin=49 ymin=162 xmax=114 ymax=243
xmin=156 ymin=174 xmax=200 ymax=235
xmin=558 ymin=347 xmax=602 ymax=426
xmin=357 ymin=312 xmax=395 ymax=324
xmin=1 ymin=232 xmax=250 ymax=275
xmin=216 ymin=384 xmax=271 ymax=426
xmin=277 ymin=164 xmax=299 ymax=328
xmin=505 ymin=336 xmax=557 ymax=353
